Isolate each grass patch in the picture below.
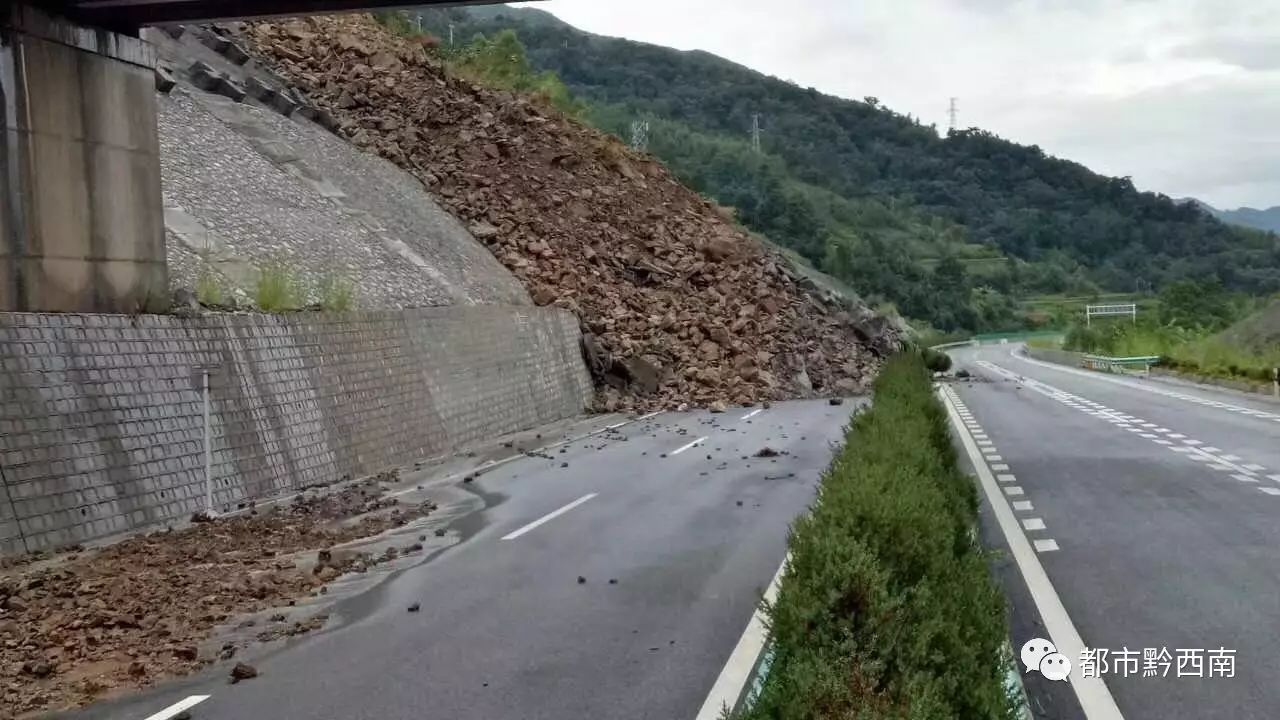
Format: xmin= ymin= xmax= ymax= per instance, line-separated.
xmin=195 ymin=266 xmax=225 ymax=307
xmin=255 ymin=260 xmax=304 ymax=312
xmin=316 ymin=272 xmax=357 ymax=312
xmin=742 ymin=352 xmax=1015 ymax=720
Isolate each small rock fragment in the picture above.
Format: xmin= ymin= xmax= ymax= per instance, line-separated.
xmin=408 ymin=602 xmax=421 ymax=612
xmin=229 ymin=662 xmax=258 ymax=683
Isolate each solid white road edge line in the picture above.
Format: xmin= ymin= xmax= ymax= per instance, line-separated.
xmin=694 ymin=553 xmax=790 ymax=720
xmin=939 ymin=386 xmax=1124 ymax=720
xmin=672 ymin=436 xmax=710 ymax=455
xmin=501 ymin=493 xmax=598 ymax=540
xmin=141 ymin=695 xmax=211 ymax=720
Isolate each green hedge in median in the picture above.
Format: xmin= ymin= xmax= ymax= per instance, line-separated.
xmin=742 ymin=352 xmax=1016 ymax=720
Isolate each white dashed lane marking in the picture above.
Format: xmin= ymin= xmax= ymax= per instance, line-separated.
xmin=670 ymin=436 xmax=709 ymax=455
xmin=1262 ymin=488 xmax=1280 ymax=496
xmin=1033 ymin=539 xmax=1060 ymax=553
xmin=976 ymin=358 xmax=1277 ymax=499
xmin=1023 ymin=517 xmax=1047 ymax=531
xmin=1012 ymin=500 xmax=1034 ymax=511
xmin=141 ymin=696 xmax=210 ymax=720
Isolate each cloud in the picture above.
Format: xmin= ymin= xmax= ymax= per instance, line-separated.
xmin=527 ymin=0 xmax=1280 ymax=208
xmin=1174 ymin=36 xmax=1280 ymax=71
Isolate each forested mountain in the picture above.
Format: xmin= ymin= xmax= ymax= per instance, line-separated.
xmin=1191 ymin=201 xmax=1280 ymax=234
xmin=405 ymin=5 xmax=1280 ymax=332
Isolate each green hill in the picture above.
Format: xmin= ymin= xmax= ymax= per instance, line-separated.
xmin=403 ymin=5 xmax=1280 ymax=333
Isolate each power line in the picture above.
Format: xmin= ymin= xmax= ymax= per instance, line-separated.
xmin=947 ymin=97 xmax=958 ymax=133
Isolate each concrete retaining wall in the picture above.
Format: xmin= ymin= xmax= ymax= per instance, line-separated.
xmin=0 ymin=307 xmax=592 ymax=556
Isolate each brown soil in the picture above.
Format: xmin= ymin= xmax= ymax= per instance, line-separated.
xmin=0 ymin=480 xmax=432 ymax=717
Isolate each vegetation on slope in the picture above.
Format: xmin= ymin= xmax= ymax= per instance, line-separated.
xmin=1062 ymin=280 xmax=1280 ymax=383
xmin=405 ymin=5 xmax=1280 ymax=335
xmin=741 ymin=352 xmax=1014 ymax=719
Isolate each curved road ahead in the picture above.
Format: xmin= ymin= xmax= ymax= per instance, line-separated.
xmin=948 ymin=344 xmax=1280 ymax=720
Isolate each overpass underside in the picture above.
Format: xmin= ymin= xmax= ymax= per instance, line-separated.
xmin=1 ymin=0 xmax=503 ymax=312
xmin=37 ymin=1 xmax=508 ymax=32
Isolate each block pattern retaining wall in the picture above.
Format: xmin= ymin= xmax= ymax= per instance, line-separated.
xmin=0 ymin=307 xmax=592 ymax=556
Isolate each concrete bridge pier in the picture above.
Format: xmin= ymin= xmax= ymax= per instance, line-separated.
xmin=1 ymin=4 xmax=167 ymax=312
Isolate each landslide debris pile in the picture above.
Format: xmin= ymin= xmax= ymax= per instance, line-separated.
xmin=0 ymin=481 xmax=432 ymax=716
xmin=237 ymin=16 xmax=898 ymax=410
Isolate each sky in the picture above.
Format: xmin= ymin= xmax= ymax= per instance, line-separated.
xmin=519 ymin=0 xmax=1280 ymax=210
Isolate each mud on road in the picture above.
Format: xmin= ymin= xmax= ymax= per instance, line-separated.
xmin=0 ymin=477 xmax=435 ymax=717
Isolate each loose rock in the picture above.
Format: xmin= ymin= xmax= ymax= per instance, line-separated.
xmin=229 ymin=663 xmax=258 ymax=683
xmin=234 ymin=16 xmax=899 ymax=413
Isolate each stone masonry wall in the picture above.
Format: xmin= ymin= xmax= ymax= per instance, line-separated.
xmin=0 ymin=307 xmax=592 ymax=556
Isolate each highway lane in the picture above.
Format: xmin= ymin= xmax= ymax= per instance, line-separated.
xmin=75 ymin=399 xmax=859 ymax=720
xmin=948 ymin=344 xmax=1280 ymax=720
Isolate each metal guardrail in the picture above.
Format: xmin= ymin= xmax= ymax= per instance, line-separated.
xmin=929 ymin=340 xmax=979 ymax=350
xmin=1081 ymin=354 xmax=1160 ymax=374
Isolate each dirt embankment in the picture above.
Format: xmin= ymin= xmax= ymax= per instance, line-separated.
xmin=0 ymin=480 xmax=432 ymax=717
xmin=235 ymin=16 xmax=899 ymax=411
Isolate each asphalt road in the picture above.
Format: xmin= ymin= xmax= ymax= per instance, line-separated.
xmin=949 ymin=344 xmax=1280 ymax=720
xmin=72 ymin=399 xmax=859 ymax=720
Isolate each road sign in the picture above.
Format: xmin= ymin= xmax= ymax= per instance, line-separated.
xmin=1085 ymin=303 xmax=1136 ymax=327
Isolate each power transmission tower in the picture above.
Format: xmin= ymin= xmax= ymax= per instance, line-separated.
xmin=629 ymin=119 xmax=650 ymax=151
xmin=750 ymin=113 xmax=762 ymax=153
xmin=947 ymin=97 xmax=958 ymax=133
xmin=448 ymin=23 xmax=455 ymax=46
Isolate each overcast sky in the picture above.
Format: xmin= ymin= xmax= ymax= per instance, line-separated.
xmin=521 ymin=0 xmax=1280 ymax=210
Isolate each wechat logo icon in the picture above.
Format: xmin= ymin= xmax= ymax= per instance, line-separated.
xmin=1022 ymin=638 xmax=1072 ymax=681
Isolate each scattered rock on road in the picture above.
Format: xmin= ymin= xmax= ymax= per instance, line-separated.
xmin=828 ymin=397 xmax=845 ymax=406
xmin=229 ymin=663 xmax=258 ymax=683
xmin=754 ymin=447 xmax=780 ymax=457
xmin=407 ymin=602 xmax=421 ymax=613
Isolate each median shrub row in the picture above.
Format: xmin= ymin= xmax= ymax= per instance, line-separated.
xmin=742 ymin=352 xmax=1015 ymax=720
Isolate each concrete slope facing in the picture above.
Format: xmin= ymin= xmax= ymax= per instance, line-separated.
xmin=148 ymin=26 xmax=529 ymax=309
